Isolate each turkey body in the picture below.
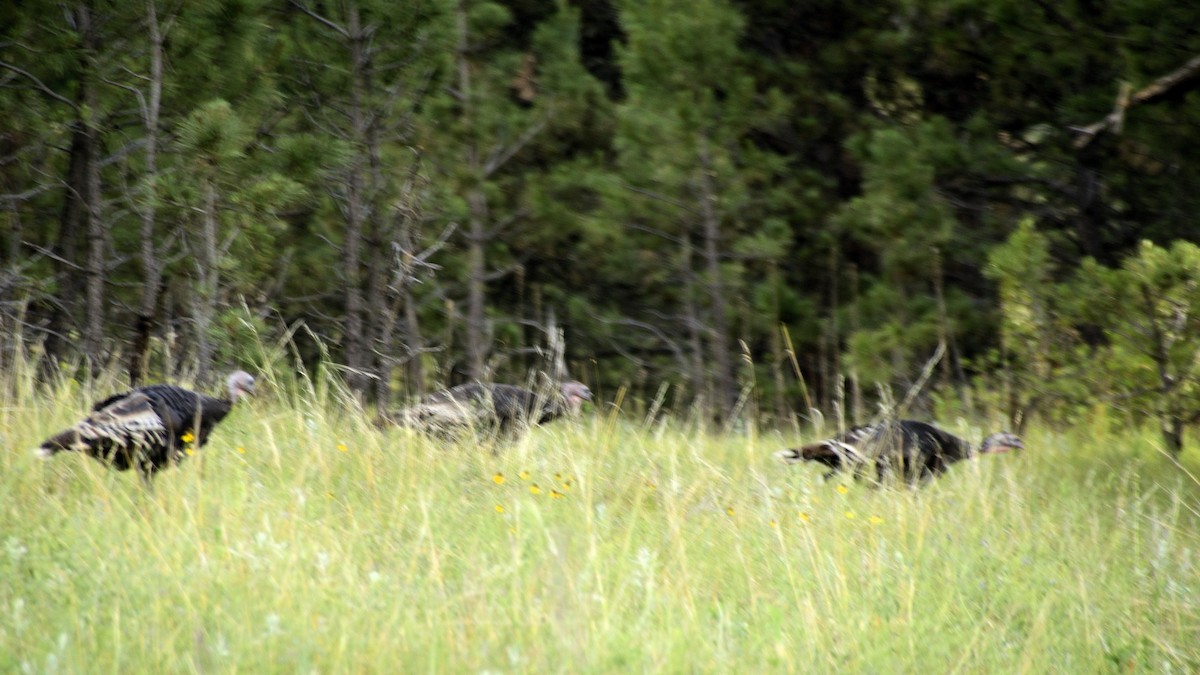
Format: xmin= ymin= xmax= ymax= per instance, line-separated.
xmin=378 ymin=380 xmax=592 ymax=439
xmin=775 ymin=419 xmax=1023 ymax=485
xmin=38 ymin=371 xmax=255 ymax=481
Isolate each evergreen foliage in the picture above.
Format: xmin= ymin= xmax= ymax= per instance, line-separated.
xmin=3 ymin=0 xmax=1200 ymax=449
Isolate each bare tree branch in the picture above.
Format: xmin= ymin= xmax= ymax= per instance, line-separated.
xmin=1 ymin=184 xmax=59 ymax=203
xmin=0 ymin=58 xmax=79 ymax=110
xmin=482 ymin=116 xmax=549 ymax=177
xmin=287 ymin=0 xmax=349 ymax=39
xmin=623 ymin=183 xmax=701 ymax=216
xmin=1072 ymin=54 xmax=1200 ymax=149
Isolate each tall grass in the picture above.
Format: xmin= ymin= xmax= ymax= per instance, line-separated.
xmin=1 ymin=359 xmax=1198 ymax=672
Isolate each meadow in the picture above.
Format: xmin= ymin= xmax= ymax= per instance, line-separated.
xmin=2 ymin=365 xmax=1199 ymax=673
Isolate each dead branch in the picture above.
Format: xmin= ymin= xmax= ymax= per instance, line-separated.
xmin=1072 ymin=55 xmax=1200 ymax=149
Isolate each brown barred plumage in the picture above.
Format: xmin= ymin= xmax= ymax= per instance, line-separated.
xmin=376 ymin=380 xmax=592 ymax=439
xmin=774 ymin=419 xmax=1023 ymax=485
xmin=37 ymin=371 xmax=255 ymax=482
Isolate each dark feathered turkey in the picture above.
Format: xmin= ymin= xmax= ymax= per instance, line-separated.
xmin=37 ymin=371 xmax=255 ymax=481
xmin=376 ymin=380 xmax=592 ymax=438
xmin=774 ymin=419 xmax=1023 ymax=485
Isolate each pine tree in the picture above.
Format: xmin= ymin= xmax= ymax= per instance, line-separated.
xmin=280 ymin=0 xmax=451 ymax=399
xmin=612 ymin=0 xmax=788 ymax=420
xmin=422 ymin=0 xmax=604 ymax=383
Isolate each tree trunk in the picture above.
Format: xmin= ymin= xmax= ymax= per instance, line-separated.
xmin=1073 ymin=163 xmax=1104 ymax=260
xmin=1142 ymin=283 xmax=1183 ymax=459
xmin=827 ymin=245 xmax=840 ymax=415
xmin=846 ymin=264 xmax=864 ymax=421
xmin=56 ymin=3 xmax=108 ymax=375
xmin=368 ymin=285 xmax=389 ymax=405
xmin=396 ymin=176 xmax=427 ymax=398
xmin=195 ymin=174 xmax=218 ymax=384
xmin=379 ymin=251 xmax=423 ymax=402
xmin=680 ymin=236 xmax=705 ymax=410
xmin=131 ymin=0 xmax=165 ymax=386
xmin=695 ymin=133 xmax=736 ymax=419
xmin=378 ymin=177 xmax=433 ymax=400
xmin=83 ymin=147 xmax=104 ymax=374
xmin=45 ymin=126 xmax=87 ymax=362
xmin=465 ymin=186 xmax=489 ymax=380
xmin=457 ymin=0 xmax=489 ymax=381
xmin=363 ymin=50 xmax=391 ymax=405
xmin=3 ymin=197 xmax=18 ymax=267
xmin=365 ymin=140 xmax=393 ymax=405
xmin=82 ymin=19 xmax=105 ymax=376
xmin=767 ymin=261 xmax=787 ymax=421
xmin=367 ymin=240 xmax=391 ymax=404
xmin=402 ymin=280 xmax=425 ymax=394
xmin=46 ymin=6 xmax=102 ymax=364
xmin=341 ymin=3 xmax=370 ymax=395
xmin=1161 ymin=415 xmax=1183 ymax=458
xmin=2 ymin=200 xmax=25 ymax=374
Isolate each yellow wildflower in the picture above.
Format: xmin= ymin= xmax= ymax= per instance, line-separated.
xmin=770 ymin=520 xmax=779 ymax=528
xmin=836 ymin=485 xmax=849 ymax=495
xmin=236 ymin=446 xmax=246 ymax=454
xmin=181 ymin=432 xmax=195 ymax=443
xmin=494 ymin=504 xmax=505 ymax=513
xmin=845 ymin=511 xmax=856 ymax=520
xmin=798 ymin=512 xmax=811 ymax=523
xmin=337 ymin=443 xmax=348 ymax=453
xmin=726 ymin=506 xmax=736 ymax=516
xmin=519 ymin=470 xmax=531 ymax=480
xmin=530 ymin=484 xmax=542 ymax=495
xmin=550 ymin=489 xmax=565 ymax=499
xmin=492 ymin=473 xmax=505 ymax=484
xmin=554 ymin=473 xmax=564 ymax=482
xmin=185 ymin=447 xmax=195 ymax=456
xmin=868 ymin=515 xmax=884 ymax=525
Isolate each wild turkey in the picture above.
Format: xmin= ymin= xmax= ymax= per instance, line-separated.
xmin=377 ymin=380 xmax=592 ymax=439
xmin=37 ymin=370 xmax=256 ymax=482
xmin=774 ymin=419 xmax=1023 ymax=485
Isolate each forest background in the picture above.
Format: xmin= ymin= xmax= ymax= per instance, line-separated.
xmin=4 ymin=0 xmax=1200 ymax=456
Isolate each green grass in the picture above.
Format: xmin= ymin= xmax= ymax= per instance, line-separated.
xmin=2 ymin=368 xmax=1199 ymax=672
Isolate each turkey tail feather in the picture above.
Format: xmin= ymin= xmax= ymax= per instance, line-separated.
xmin=774 ymin=441 xmax=850 ymax=466
xmin=37 ymin=371 xmax=249 ymax=481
